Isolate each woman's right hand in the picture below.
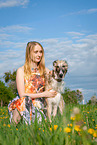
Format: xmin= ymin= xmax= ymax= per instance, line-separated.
xmin=43 ymin=90 xmax=57 ymax=98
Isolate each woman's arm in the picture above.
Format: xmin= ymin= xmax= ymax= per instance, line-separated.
xmin=16 ymin=66 xmax=57 ymax=98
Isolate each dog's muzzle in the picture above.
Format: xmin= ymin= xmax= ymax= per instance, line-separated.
xmin=59 ymin=73 xmax=63 ymax=78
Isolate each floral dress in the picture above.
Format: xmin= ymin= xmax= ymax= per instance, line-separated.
xmin=8 ymin=68 xmax=46 ymax=124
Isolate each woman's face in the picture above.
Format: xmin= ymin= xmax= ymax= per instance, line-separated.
xmin=31 ymin=44 xmax=43 ymax=63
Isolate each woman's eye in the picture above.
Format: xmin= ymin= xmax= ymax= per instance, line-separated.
xmin=34 ymin=51 xmax=38 ymax=54
xmin=40 ymin=51 xmax=42 ymax=53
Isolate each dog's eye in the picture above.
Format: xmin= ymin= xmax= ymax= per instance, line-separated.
xmin=62 ymin=65 xmax=65 ymax=68
xmin=56 ymin=66 xmax=59 ymax=68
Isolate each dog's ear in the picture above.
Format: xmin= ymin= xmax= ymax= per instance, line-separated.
xmin=53 ymin=60 xmax=58 ymax=66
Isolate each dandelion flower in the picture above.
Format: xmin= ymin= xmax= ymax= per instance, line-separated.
xmin=70 ymin=116 xmax=75 ymax=121
xmin=88 ymin=128 xmax=94 ymax=134
xmin=7 ymin=124 xmax=10 ymax=128
xmin=50 ymin=127 xmax=52 ymax=132
xmin=93 ymin=132 xmax=97 ymax=138
xmin=54 ymin=125 xmax=58 ymax=130
xmin=64 ymin=127 xmax=71 ymax=133
xmin=74 ymin=125 xmax=81 ymax=132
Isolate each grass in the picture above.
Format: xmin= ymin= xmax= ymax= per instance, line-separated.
xmin=0 ymin=104 xmax=97 ymax=145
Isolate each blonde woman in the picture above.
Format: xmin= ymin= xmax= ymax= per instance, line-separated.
xmin=8 ymin=41 xmax=57 ymax=124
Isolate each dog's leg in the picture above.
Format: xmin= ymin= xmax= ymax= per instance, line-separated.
xmin=52 ymin=105 xmax=57 ymax=117
xmin=59 ymin=95 xmax=65 ymax=115
xmin=47 ymin=102 xmax=52 ymax=122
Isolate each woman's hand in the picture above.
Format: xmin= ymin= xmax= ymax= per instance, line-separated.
xmin=43 ymin=90 xmax=57 ymax=98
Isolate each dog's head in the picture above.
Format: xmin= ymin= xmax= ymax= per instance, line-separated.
xmin=53 ymin=60 xmax=68 ymax=80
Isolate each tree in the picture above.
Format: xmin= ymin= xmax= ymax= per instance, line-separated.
xmin=0 ymin=80 xmax=15 ymax=106
xmin=3 ymin=70 xmax=17 ymax=95
xmin=62 ymin=88 xmax=83 ymax=104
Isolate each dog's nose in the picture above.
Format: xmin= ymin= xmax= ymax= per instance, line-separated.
xmin=59 ymin=74 xmax=63 ymax=78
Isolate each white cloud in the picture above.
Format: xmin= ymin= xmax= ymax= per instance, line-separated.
xmin=67 ymin=32 xmax=84 ymax=36
xmin=0 ymin=25 xmax=33 ymax=33
xmin=63 ymin=8 xmax=97 ymax=16
xmin=0 ymin=0 xmax=29 ymax=8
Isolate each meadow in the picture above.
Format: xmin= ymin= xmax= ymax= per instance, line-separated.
xmin=0 ymin=104 xmax=97 ymax=145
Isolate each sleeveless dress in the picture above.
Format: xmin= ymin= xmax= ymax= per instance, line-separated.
xmin=8 ymin=68 xmax=46 ymax=124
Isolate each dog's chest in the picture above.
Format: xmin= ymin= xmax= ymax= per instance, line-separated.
xmin=51 ymin=78 xmax=64 ymax=93
xmin=48 ymin=90 xmax=61 ymax=105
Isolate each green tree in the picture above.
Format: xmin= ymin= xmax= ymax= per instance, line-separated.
xmin=0 ymin=80 xmax=15 ymax=106
xmin=3 ymin=70 xmax=17 ymax=95
xmin=62 ymin=88 xmax=83 ymax=104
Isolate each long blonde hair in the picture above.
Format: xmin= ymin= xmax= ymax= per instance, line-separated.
xmin=24 ymin=41 xmax=45 ymax=76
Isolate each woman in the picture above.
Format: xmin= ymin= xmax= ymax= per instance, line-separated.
xmin=8 ymin=41 xmax=57 ymax=124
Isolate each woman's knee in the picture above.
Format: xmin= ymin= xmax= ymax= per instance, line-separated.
xmin=12 ymin=108 xmax=21 ymax=124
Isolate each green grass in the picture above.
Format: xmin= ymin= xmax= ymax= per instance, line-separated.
xmin=0 ymin=104 xmax=97 ymax=145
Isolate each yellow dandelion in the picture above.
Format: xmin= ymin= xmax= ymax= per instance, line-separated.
xmin=74 ymin=125 xmax=81 ymax=132
xmin=88 ymin=128 xmax=94 ymax=134
xmin=95 ymin=127 xmax=97 ymax=129
xmin=3 ymin=124 xmax=6 ymax=126
xmin=92 ymin=119 xmax=94 ymax=121
xmin=93 ymin=132 xmax=97 ymax=138
xmin=70 ymin=116 xmax=75 ymax=121
xmin=43 ymin=130 xmax=44 ymax=132
xmin=70 ymin=124 xmax=72 ymax=127
xmin=87 ymin=112 xmax=89 ymax=114
xmin=64 ymin=127 xmax=71 ymax=133
xmin=50 ymin=127 xmax=52 ymax=132
xmin=68 ymin=124 xmax=69 ymax=126
xmin=8 ymin=124 xmax=11 ymax=128
xmin=84 ymin=122 xmax=86 ymax=124
xmin=16 ymin=128 xmax=18 ymax=131
xmin=54 ymin=125 xmax=58 ymax=130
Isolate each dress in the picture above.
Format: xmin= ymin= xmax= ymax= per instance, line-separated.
xmin=8 ymin=68 xmax=46 ymax=124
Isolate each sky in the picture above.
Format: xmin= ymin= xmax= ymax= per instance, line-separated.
xmin=0 ymin=0 xmax=97 ymax=103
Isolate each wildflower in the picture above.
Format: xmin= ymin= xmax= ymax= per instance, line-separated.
xmin=8 ymin=124 xmax=10 ymax=128
xmin=64 ymin=127 xmax=71 ymax=133
xmin=87 ymin=112 xmax=89 ymax=114
xmin=70 ymin=124 xmax=72 ymax=127
xmin=93 ymin=132 xmax=97 ymax=138
xmin=83 ymin=126 xmax=87 ymax=131
xmin=84 ymin=122 xmax=86 ymax=124
xmin=73 ymin=107 xmax=80 ymax=115
xmin=54 ymin=125 xmax=58 ymax=130
xmin=16 ymin=128 xmax=18 ymax=131
xmin=70 ymin=116 xmax=75 ymax=121
xmin=74 ymin=125 xmax=81 ymax=132
xmin=50 ymin=127 xmax=52 ymax=132
xmin=92 ymin=119 xmax=94 ymax=121
xmin=3 ymin=124 xmax=6 ymax=126
xmin=88 ymin=128 xmax=94 ymax=134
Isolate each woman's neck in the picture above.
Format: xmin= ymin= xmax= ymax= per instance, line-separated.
xmin=31 ymin=62 xmax=39 ymax=69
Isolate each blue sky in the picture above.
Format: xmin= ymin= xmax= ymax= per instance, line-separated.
xmin=0 ymin=0 xmax=97 ymax=103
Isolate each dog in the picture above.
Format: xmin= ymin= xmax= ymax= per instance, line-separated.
xmin=45 ymin=60 xmax=68 ymax=122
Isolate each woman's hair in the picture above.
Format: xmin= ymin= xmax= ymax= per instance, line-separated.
xmin=24 ymin=41 xmax=45 ymax=76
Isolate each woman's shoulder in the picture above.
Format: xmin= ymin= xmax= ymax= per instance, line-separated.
xmin=17 ymin=66 xmax=24 ymax=74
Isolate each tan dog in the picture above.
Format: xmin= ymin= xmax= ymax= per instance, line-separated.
xmin=45 ymin=60 xmax=68 ymax=122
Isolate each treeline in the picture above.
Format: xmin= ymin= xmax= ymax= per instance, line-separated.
xmin=0 ymin=70 xmax=97 ymax=106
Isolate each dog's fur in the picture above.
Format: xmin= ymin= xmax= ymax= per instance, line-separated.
xmin=45 ymin=60 xmax=68 ymax=122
